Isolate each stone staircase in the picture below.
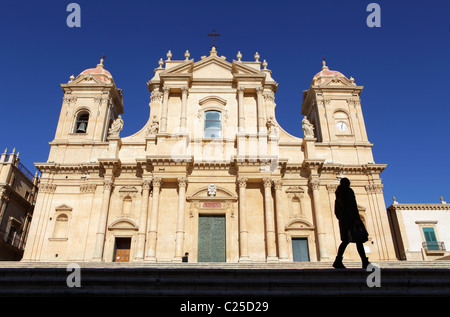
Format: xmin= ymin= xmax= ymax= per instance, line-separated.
xmin=0 ymin=261 xmax=449 ymax=297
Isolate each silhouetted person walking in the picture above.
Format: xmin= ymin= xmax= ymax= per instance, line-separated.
xmin=333 ymin=178 xmax=370 ymax=269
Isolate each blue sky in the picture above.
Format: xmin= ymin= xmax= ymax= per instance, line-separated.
xmin=0 ymin=0 xmax=449 ymax=206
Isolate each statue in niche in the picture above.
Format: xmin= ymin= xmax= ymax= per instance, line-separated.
xmin=147 ymin=115 xmax=159 ymax=135
xmin=266 ymin=116 xmax=278 ymax=135
xmin=108 ymin=115 xmax=124 ymax=136
xmin=302 ymin=116 xmax=315 ymax=138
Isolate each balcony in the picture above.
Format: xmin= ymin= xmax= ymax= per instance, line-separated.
xmin=422 ymin=241 xmax=446 ymax=253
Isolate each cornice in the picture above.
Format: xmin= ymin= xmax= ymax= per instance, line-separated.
xmin=388 ymin=203 xmax=450 ymax=211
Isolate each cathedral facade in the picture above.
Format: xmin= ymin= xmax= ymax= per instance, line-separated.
xmin=22 ymin=47 xmax=396 ymax=263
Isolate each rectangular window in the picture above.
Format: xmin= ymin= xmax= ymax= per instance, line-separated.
xmin=204 ymin=111 xmax=221 ymax=138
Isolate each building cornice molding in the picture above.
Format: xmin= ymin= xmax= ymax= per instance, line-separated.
xmin=388 ymin=203 xmax=450 ymax=211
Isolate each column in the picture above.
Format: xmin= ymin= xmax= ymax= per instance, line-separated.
xmin=273 ymin=179 xmax=288 ymax=261
xmin=309 ymin=178 xmax=329 ymax=260
xmin=145 ymin=177 xmax=162 ymax=262
xmin=174 ymin=177 xmax=188 ymax=261
xmin=237 ymin=87 xmax=245 ymax=132
xmin=256 ymin=86 xmax=265 ymax=133
xmin=263 ymin=177 xmax=278 ymax=262
xmin=237 ymin=177 xmax=250 ymax=262
xmin=92 ymin=178 xmax=113 ymax=261
xmin=180 ymin=87 xmax=188 ymax=132
xmin=160 ymin=87 xmax=170 ymax=133
xmin=135 ymin=179 xmax=151 ymax=260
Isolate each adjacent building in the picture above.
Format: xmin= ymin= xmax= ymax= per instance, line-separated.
xmin=22 ymin=47 xmax=396 ymax=263
xmin=387 ymin=197 xmax=450 ymax=260
xmin=0 ymin=149 xmax=39 ymax=260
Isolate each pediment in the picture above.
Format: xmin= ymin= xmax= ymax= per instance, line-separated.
xmin=160 ymin=60 xmax=194 ymax=75
xmin=285 ymin=218 xmax=315 ymax=230
xmin=72 ymin=74 xmax=104 ymax=85
xmin=108 ymin=218 xmax=138 ymax=231
xmin=55 ymin=204 xmax=73 ymax=212
xmin=192 ymin=56 xmax=233 ymax=79
xmin=317 ymin=76 xmax=354 ymax=87
xmin=231 ymin=61 xmax=264 ymax=75
xmin=187 ymin=186 xmax=237 ymax=201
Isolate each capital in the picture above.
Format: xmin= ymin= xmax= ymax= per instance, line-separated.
xmin=273 ymin=179 xmax=283 ymax=190
xmin=142 ymin=179 xmax=152 ymax=190
xmin=262 ymin=177 xmax=272 ymax=188
xmin=152 ymin=177 xmax=163 ymax=187
xmin=236 ymin=177 xmax=248 ymax=188
xmin=103 ymin=179 xmax=114 ymax=192
xmin=177 ymin=177 xmax=188 ymax=188
xmin=308 ymin=178 xmax=320 ymax=191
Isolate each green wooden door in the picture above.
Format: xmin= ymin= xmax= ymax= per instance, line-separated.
xmin=198 ymin=215 xmax=226 ymax=262
xmin=292 ymin=238 xmax=310 ymax=262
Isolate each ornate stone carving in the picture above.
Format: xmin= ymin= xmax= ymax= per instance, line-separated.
xmin=40 ymin=183 xmax=57 ymax=193
xmin=119 ymin=186 xmax=138 ymax=198
xmin=263 ymin=92 xmax=275 ymax=103
xmin=80 ymin=183 xmax=97 ymax=193
xmin=266 ymin=116 xmax=278 ymax=136
xmin=302 ymin=117 xmax=315 ymax=138
xmin=236 ymin=177 xmax=248 ymax=188
xmin=108 ymin=115 xmax=124 ymax=136
xmin=150 ymin=90 xmax=162 ymax=103
xmin=308 ymin=178 xmax=320 ymax=191
xmin=262 ymin=177 xmax=272 ymax=188
xmin=366 ymin=183 xmax=383 ymax=194
xmin=152 ymin=177 xmax=163 ymax=187
xmin=142 ymin=179 xmax=151 ymax=190
xmin=326 ymin=184 xmax=338 ymax=193
xmin=273 ymin=179 xmax=283 ymax=190
xmin=103 ymin=179 xmax=114 ymax=192
xmin=207 ymin=184 xmax=216 ymax=196
xmin=178 ymin=177 xmax=188 ymax=188
xmin=146 ymin=115 xmax=159 ymax=135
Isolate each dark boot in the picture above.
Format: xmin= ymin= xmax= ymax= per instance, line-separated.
xmin=362 ymin=257 xmax=370 ymax=269
xmin=332 ymin=256 xmax=346 ymax=269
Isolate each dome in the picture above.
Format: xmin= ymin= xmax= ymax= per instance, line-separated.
xmin=78 ymin=59 xmax=113 ymax=84
xmin=312 ymin=59 xmax=346 ymax=85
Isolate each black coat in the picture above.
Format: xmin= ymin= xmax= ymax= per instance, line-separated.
xmin=334 ymin=185 xmax=365 ymax=242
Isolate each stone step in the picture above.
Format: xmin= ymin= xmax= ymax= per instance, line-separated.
xmin=0 ymin=261 xmax=449 ymax=298
xmin=1 ymin=260 xmax=450 ymax=269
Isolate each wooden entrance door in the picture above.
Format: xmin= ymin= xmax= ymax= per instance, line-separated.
xmin=292 ymin=238 xmax=310 ymax=262
xmin=114 ymin=237 xmax=131 ymax=262
xmin=198 ymin=215 xmax=226 ymax=262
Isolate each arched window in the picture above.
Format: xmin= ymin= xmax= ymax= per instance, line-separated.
xmin=74 ymin=111 xmax=89 ymax=133
xmin=204 ymin=110 xmax=221 ymax=138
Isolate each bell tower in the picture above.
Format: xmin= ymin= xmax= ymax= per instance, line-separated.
xmin=49 ymin=59 xmax=124 ymax=163
xmin=301 ymin=60 xmax=369 ymax=145
xmin=301 ymin=60 xmax=374 ymax=164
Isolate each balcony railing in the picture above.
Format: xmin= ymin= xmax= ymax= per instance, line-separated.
xmin=422 ymin=241 xmax=446 ymax=252
xmin=17 ymin=161 xmax=35 ymax=182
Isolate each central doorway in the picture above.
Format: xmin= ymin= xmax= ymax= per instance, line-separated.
xmin=292 ymin=238 xmax=310 ymax=262
xmin=113 ymin=237 xmax=131 ymax=262
xmin=198 ymin=215 xmax=226 ymax=262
